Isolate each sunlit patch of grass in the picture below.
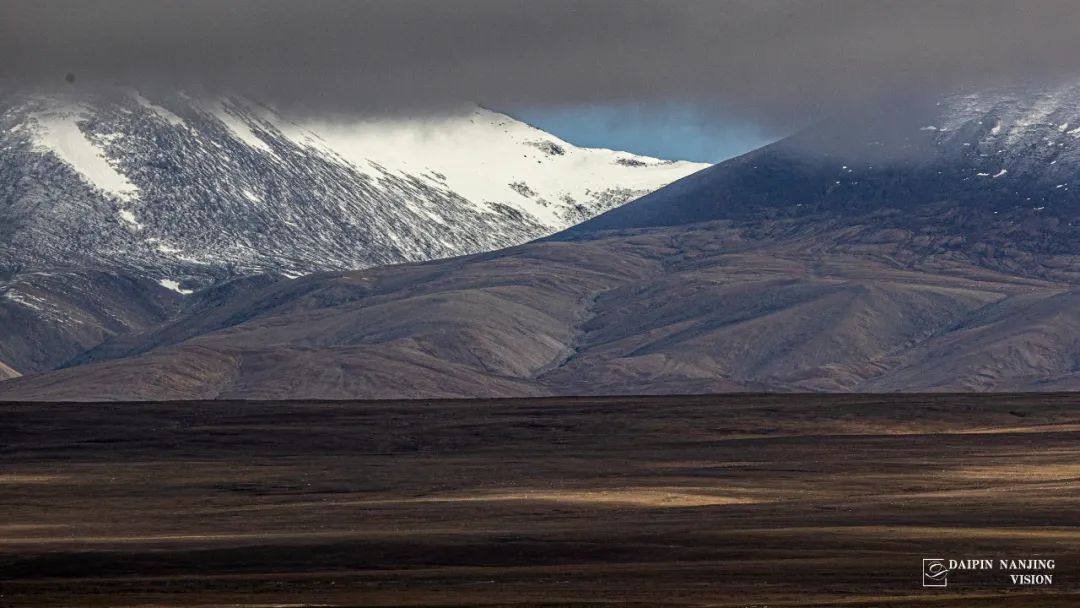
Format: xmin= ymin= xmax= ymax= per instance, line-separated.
xmin=0 ymin=473 xmax=69 ymax=484
xmin=404 ymin=487 xmax=760 ymax=507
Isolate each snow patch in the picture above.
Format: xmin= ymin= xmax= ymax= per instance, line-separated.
xmin=117 ymin=209 xmax=144 ymax=230
xmin=210 ymin=99 xmax=275 ymax=155
xmin=4 ymin=290 xmax=42 ymax=311
xmin=158 ymin=279 xmax=193 ymax=295
xmin=132 ymin=93 xmax=185 ymax=127
xmin=30 ymin=106 xmax=140 ymax=201
xmin=241 ymin=189 xmax=262 ymax=204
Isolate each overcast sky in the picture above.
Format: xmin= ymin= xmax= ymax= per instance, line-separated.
xmin=5 ymin=1 xmax=1080 ymax=160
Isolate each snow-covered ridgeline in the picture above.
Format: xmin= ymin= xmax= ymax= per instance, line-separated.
xmin=0 ymin=90 xmax=708 ymax=289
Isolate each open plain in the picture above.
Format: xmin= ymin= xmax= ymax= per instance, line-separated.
xmin=1 ymin=394 xmax=1078 ymax=607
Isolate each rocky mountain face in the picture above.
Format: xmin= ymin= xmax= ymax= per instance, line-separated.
xmin=0 ymin=89 xmax=705 ymax=374
xmin=14 ymin=82 xmax=1080 ymax=399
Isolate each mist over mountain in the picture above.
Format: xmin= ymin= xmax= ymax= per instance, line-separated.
xmin=561 ymin=82 xmax=1080 ymax=241
xmin=10 ymin=1 xmax=1080 ymax=132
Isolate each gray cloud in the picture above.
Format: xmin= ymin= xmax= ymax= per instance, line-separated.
xmin=4 ymin=0 xmax=1080 ymax=129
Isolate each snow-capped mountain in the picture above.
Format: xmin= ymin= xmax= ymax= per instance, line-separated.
xmin=0 ymin=88 xmax=706 ymax=375
xmin=563 ymin=80 xmax=1080 ymax=237
xmin=0 ymin=89 xmax=706 ymax=290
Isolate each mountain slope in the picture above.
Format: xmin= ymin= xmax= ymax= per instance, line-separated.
xmin=0 ymin=270 xmax=182 ymax=374
xmin=6 ymin=221 xmax=1080 ymax=400
xmin=0 ymin=89 xmax=706 ymax=285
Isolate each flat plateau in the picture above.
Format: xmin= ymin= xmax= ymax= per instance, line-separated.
xmin=1 ymin=394 xmax=1077 ymax=606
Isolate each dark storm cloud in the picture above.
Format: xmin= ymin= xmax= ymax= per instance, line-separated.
xmin=4 ymin=0 xmax=1080 ymax=128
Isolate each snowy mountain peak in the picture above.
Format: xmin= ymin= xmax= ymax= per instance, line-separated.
xmin=295 ymin=103 xmax=700 ymax=228
xmin=0 ymin=89 xmax=708 ymax=287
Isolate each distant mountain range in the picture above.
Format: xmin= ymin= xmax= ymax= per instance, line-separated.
xmin=11 ymin=82 xmax=1080 ymax=399
xmin=0 ymin=89 xmax=704 ymax=375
